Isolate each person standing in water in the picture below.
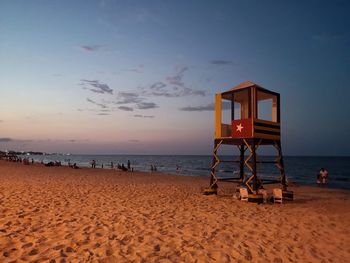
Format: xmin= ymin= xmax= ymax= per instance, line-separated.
xmin=91 ymin=160 xmax=96 ymax=168
xmin=318 ymin=168 xmax=329 ymax=185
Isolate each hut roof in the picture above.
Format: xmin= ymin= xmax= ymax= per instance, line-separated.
xmin=221 ymin=81 xmax=278 ymax=100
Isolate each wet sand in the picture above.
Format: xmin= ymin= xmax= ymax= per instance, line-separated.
xmin=0 ymin=160 xmax=349 ymax=262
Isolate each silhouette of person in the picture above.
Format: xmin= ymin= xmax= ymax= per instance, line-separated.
xmin=319 ymin=168 xmax=328 ymax=184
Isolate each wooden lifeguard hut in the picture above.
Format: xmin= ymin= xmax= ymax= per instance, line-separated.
xmin=205 ymin=81 xmax=293 ymax=202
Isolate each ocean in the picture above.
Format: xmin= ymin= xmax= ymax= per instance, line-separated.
xmin=24 ymin=154 xmax=350 ymax=190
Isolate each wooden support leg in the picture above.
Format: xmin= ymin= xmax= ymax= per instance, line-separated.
xmin=243 ymin=139 xmax=254 ymax=194
xmin=239 ymin=144 xmax=245 ymax=181
xmin=252 ymin=139 xmax=258 ymax=194
xmin=209 ymin=139 xmax=222 ymax=190
xmin=210 ymin=141 xmax=218 ymax=187
xmin=274 ymin=141 xmax=287 ymax=190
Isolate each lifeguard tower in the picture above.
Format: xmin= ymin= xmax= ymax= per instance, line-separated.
xmin=205 ymin=81 xmax=292 ymax=202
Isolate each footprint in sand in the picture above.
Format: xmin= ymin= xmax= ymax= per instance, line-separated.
xmin=244 ymin=249 xmax=252 ymax=261
xmin=53 ymin=244 xmax=65 ymax=250
xmin=28 ymin=248 xmax=39 ymax=256
xmin=154 ymin=244 xmax=161 ymax=252
xmin=22 ymin=242 xmax=33 ymax=249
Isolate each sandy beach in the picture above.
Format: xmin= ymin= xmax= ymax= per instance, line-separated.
xmin=0 ymin=161 xmax=349 ymax=262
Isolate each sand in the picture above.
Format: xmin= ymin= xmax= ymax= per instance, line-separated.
xmin=0 ymin=160 xmax=349 ymax=262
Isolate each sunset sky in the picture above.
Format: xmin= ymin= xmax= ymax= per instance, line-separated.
xmin=1 ymin=0 xmax=349 ymax=155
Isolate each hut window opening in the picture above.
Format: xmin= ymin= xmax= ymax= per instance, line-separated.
xmin=257 ymin=90 xmax=278 ymax=122
xmin=232 ymin=89 xmax=251 ymax=120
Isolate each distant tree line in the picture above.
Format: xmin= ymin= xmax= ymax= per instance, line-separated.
xmin=0 ymin=150 xmax=45 ymax=156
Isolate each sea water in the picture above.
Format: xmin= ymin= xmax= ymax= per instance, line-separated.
xmin=25 ymin=154 xmax=350 ymax=190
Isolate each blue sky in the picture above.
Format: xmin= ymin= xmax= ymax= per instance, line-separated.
xmin=0 ymin=0 xmax=349 ymax=155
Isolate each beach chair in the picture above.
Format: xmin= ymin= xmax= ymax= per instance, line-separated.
xmin=239 ymin=188 xmax=249 ymax=201
xmin=273 ymin=188 xmax=283 ymax=204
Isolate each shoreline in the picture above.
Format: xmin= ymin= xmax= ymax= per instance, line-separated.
xmin=7 ymin=154 xmax=350 ymax=191
xmin=1 ymin=160 xmax=349 ymax=262
xmin=6 ymin=157 xmax=350 ymax=192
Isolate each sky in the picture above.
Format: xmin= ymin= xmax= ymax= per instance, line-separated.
xmin=0 ymin=0 xmax=350 ymax=155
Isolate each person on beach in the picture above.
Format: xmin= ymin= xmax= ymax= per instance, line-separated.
xmin=127 ymin=160 xmax=131 ymax=170
xmin=111 ymin=162 xmax=114 ymax=169
xmin=318 ymin=168 xmax=329 ymax=185
xmin=91 ymin=160 xmax=96 ymax=168
xmin=176 ymin=166 xmax=180 ymax=174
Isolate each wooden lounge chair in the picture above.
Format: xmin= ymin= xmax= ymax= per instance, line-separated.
xmin=273 ymin=188 xmax=283 ymax=204
xmin=239 ymin=188 xmax=249 ymax=201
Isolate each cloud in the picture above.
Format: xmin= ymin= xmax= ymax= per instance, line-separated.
xmin=146 ymin=82 xmax=176 ymax=97
xmin=143 ymin=81 xmax=205 ymax=98
xmin=147 ymin=66 xmax=205 ymax=97
xmin=81 ymin=79 xmax=113 ymax=94
xmin=181 ymin=88 xmax=205 ymax=97
xmin=129 ymin=139 xmax=140 ymax=143
xmin=115 ymin=92 xmax=143 ymax=104
xmin=179 ymin=102 xmax=231 ymax=112
xmin=77 ymin=108 xmax=110 ymax=112
xmin=166 ymin=66 xmax=188 ymax=87
xmin=210 ymin=60 xmax=233 ymax=65
xmin=80 ymin=45 xmax=101 ymax=52
xmin=150 ymin=82 xmax=167 ymax=90
xmin=97 ymin=113 xmax=111 ymax=115
xmin=0 ymin=138 xmax=13 ymax=142
xmin=146 ymin=82 xmax=174 ymax=97
xmin=96 ymin=65 xmax=205 ymax=113
xmin=179 ymin=104 xmax=215 ymax=112
xmin=114 ymin=91 xmax=158 ymax=110
xmin=133 ymin=114 xmax=155 ymax=118
xmin=137 ymin=102 xmax=158 ymax=110
xmin=86 ymin=98 xmax=108 ymax=109
xmin=118 ymin=106 xmax=134 ymax=111
xmin=113 ymin=65 xmax=204 ymax=111
xmin=0 ymin=120 xmax=3 ymax=123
